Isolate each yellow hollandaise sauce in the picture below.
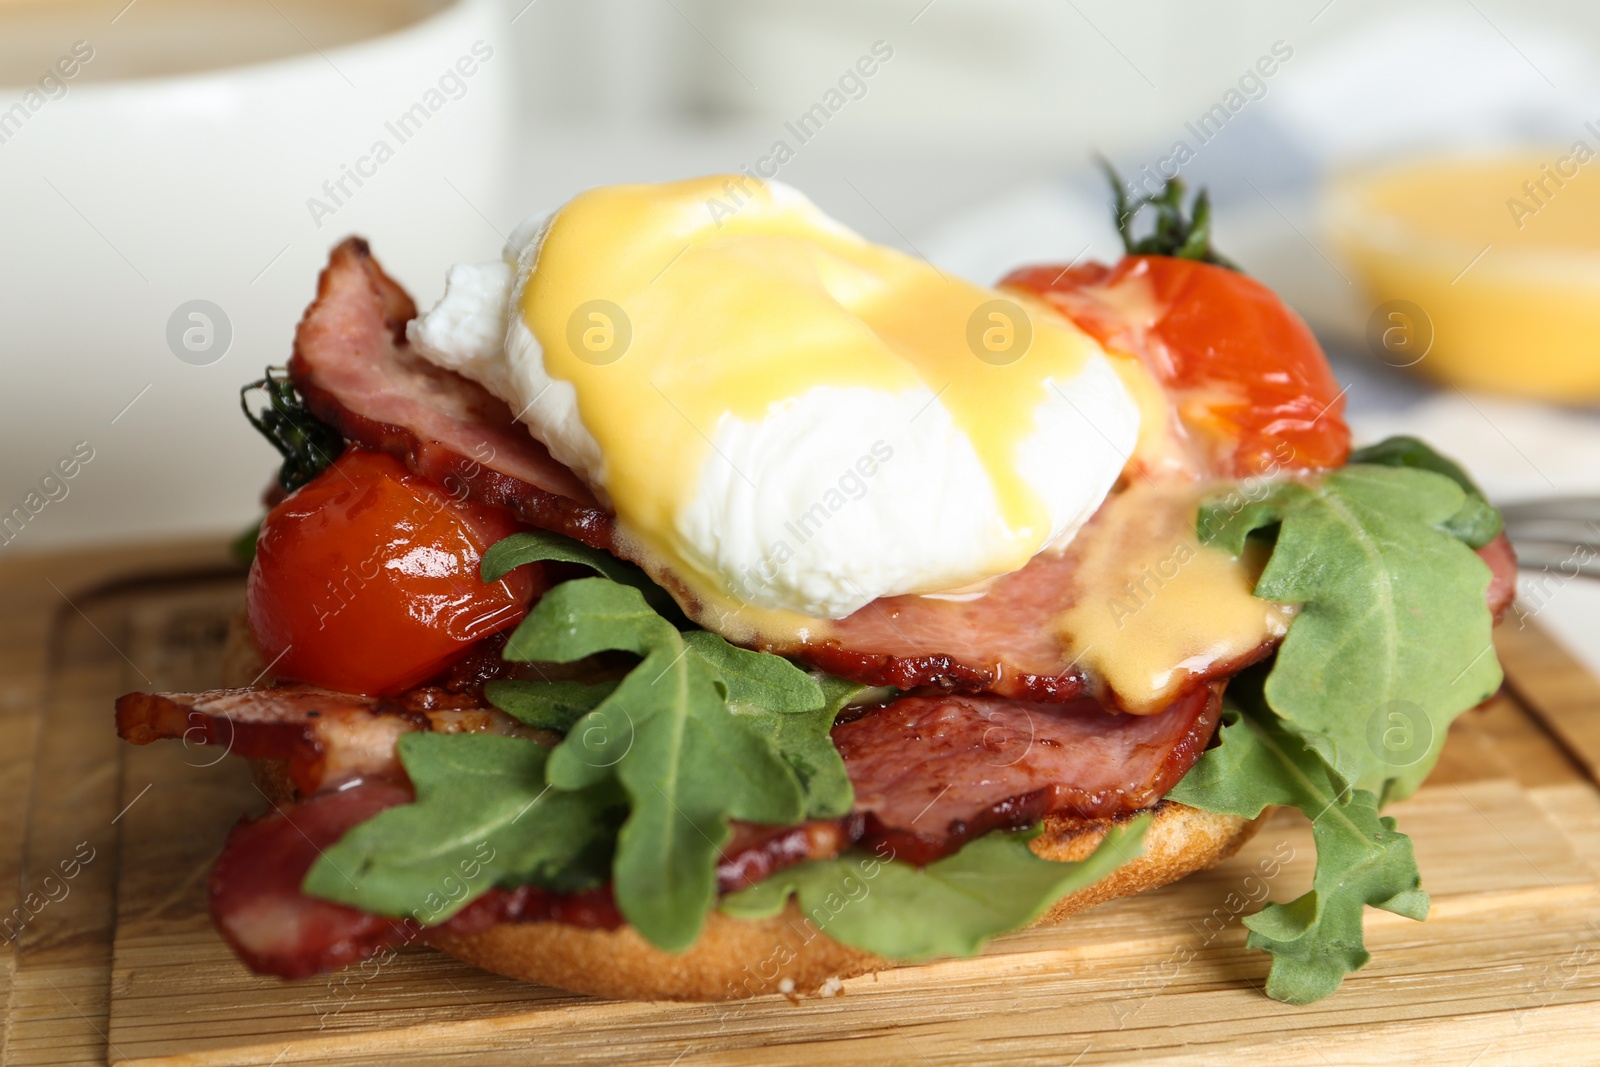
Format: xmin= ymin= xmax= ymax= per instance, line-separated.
xmin=1056 ymin=480 xmax=1291 ymax=713
xmin=518 ymin=175 xmax=1108 ymax=580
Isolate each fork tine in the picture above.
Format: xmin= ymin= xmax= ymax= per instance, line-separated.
xmin=1497 ymin=497 xmax=1600 ymax=523
xmin=1499 ymin=518 xmax=1600 ymax=546
xmin=1476 ymin=497 xmax=1600 ymax=579
xmin=1507 ymin=543 xmax=1600 ymax=577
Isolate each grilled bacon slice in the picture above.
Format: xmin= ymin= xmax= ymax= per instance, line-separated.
xmin=114 ymin=686 xmax=527 ymax=796
xmin=210 ymin=782 xmax=421 ymax=979
xmin=836 ymin=686 xmax=1220 ymax=866
xmin=208 ymin=782 xmax=627 ymax=980
xmin=290 ymin=238 xmax=612 ymax=549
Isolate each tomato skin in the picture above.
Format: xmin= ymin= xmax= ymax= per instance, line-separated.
xmin=247 ymin=449 xmax=540 ymax=696
xmin=1003 ymin=256 xmax=1350 ymax=476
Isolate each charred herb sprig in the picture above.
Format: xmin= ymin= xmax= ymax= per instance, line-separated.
xmin=1100 ymin=159 xmax=1238 ymax=269
xmin=240 ymin=368 xmax=346 ymax=493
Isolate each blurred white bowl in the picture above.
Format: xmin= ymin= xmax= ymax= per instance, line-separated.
xmin=0 ymin=0 xmax=514 ymax=555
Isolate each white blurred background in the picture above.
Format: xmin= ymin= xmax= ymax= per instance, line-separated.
xmin=2 ymin=0 xmax=1599 ymax=664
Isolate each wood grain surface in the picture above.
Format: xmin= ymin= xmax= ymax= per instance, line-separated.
xmin=3 ymin=541 xmax=1599 ymax=1066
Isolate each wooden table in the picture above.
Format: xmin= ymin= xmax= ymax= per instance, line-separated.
xmin=3 ymin=540 xmax=1599 ymax=1066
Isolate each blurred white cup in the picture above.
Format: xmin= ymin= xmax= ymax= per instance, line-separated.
xmin=0 ymin=0 xmax=515 ymax=555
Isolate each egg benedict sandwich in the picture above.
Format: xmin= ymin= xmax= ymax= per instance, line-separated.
xmin=116 ymin=173 xmax=1516 ymax=1005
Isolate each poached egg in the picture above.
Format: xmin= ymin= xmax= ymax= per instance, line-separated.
xmin=408 ymin=177 xmax=1139 ymax=619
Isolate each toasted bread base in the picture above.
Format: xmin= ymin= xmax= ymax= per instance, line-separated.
xmin=425 ymin=802 xmax=1261 ymax=1001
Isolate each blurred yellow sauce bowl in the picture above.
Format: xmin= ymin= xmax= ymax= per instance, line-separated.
xmin=1324 ymin=154 xmax=1600 ymax=402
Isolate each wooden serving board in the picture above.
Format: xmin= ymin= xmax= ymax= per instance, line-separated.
xmin=4 ymin=541 xmax=1600 ymax=1066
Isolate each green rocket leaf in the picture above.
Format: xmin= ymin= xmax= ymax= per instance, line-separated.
xmin=499 ymin=577 xmax=806 ymax=951
xmin=303 ymin=733 xmax=621 ymax=924
xmin=1199 ymin=464 xmax=1502 ymax=801
xmin=1168 ymin=704 xmax=1428 ymax=1004
xmin=723 ymin=818 xmax=1149 ymax=961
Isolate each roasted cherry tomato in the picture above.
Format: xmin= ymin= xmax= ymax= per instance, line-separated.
xmin=247 ymin=448 xmax=541 ymax=695
xmin=1003 ymin=256 xmax=1350 ymax=476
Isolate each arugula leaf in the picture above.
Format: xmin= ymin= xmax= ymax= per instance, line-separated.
xmin=1348 ymin=436 xmax=1503 ymax=548
xmin=1168 ymin=704 xmax=1428 ymax=1004
xmin=683 ymin=630 xmax=825 ymax=712
xmin=723 ymin=818 xmax=1149 ymax=961
xmin=1179 ymin=454 xmax=1503 ymax=1002
xmin=500 ymin=577 xmax=806 ymax=950
xmin=302 ymin=733 xmax=622 ymax=924
xmin=732 ymin=675 xmax=868 ymax=819
xmin=501 ymin=575 xmax=662 ymax=664
xmin=481 ymin=529 xmax=683 ymax=621
xmin=1201 ymin=465 xmax=1502 ymax=801
xmin=1347 ymin=435 xmax=1486 ymax=498
xmin=684 ymin=632 xmax=858 ymax=817
xmin=484 ymin=678 xmax=619 ymax=733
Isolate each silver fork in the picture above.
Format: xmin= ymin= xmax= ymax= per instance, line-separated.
xmin=1498 ymin=497 xmax=1600 ymax=577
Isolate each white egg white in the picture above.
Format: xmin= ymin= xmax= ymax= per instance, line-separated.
xmin=408 ymin=196 xmax=1140 ymax=619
